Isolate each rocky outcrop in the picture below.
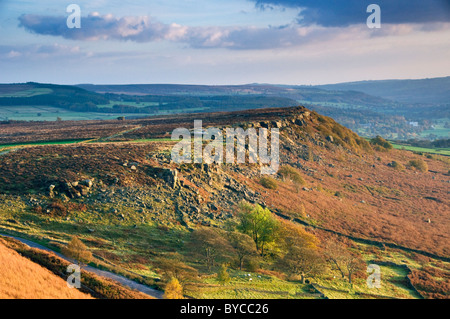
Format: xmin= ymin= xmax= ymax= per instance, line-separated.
xmin=150 ymin=167 xmax=180 ymax=188
xmin=50 ymin=178 xmax=95 ymax=199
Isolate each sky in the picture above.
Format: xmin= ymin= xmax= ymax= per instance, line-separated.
xmin=0 ymin=0 xmax=449 ymax=85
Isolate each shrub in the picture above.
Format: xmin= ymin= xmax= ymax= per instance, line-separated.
xmin=299 ymin=203 xmax=306 ymax=218
xmin=259 ymin=176 xmax=278 ymax=190
xmin=46 ymin=200 xmax=68 ymax=216
xmin=278 ymin=165 xmax=306 ymax=185
xmin=334 ymin=191 xmax=344 ymax=198
xmin=245 ymin=258 xmax=259 ymax=272
xmin=217 ymin=264 xmax=231 ymax=285
xmin=388 ymin=161 xmax=405 ymax=171
xmin=408 ymin=159 xmax=428 ymax=172
xmin=370 ymin=136 xmax=393 ymax=151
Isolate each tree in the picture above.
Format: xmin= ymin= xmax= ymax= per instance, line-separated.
xmin=227 ymin=231 xmax=257 ymax=270
xmin=217 ymin=264 xmax=231 ymax=285
xmin=237 ymin=202 xmax=279 ymax=256
xmin=62 ymin=236 xmax=93 ymax=267
xmin=278 ymin=222 xmax=324 ymax=283
xmin=164 ymin=277 xmax=184 ymax=299
xmin=189 ymin=228 xmax=233 ymax=271
xmin=279 ymin=247 xmax=325 ymax=284
xmin=324 ymin=240 xmax=365 ymax=286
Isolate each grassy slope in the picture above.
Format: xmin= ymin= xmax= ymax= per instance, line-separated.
xmin=0 ymin=238 xmax=92 ymax=299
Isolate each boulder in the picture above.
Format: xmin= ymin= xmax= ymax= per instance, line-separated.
xmin=271 ymin=121 xmax=282 ymax=128
xmin=295 ymin=119 xmax=304 ymax=126
xmin=259 ymin=121 xmax=269 ymax=128
xmin=81 ymin=179 xmax=93 ymax=188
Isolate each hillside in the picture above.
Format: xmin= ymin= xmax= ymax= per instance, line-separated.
xmin=0 ymin=238 xmax=92 ymax=299
xmin=0 ymin=106 xmax=448 ymax=299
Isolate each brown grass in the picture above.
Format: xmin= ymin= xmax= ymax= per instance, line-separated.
xmin=0 ymin=239 xmax=92 ymax=299
xmin=0 ymin=237 xmax=154 ymax=299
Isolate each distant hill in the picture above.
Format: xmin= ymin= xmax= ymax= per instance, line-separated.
xmin=0 ymin=82 xmax=109 ymax=108
xmin=315 ymin=76 xmax=450 ymax=104
xmin=1 ymin=80 xmax=448 ymax=141
xmin=77 ymin=83 xmax=395 ymax=108
xmin=0 ymin=82 xmax=298 ymax=121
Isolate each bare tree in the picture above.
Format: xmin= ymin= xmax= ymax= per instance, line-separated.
xmin=324 ymin=240 xmax=364 ymax=286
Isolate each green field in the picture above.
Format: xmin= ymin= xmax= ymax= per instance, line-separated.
xmin=390 ymin=142 xmax=450 ymax=156
xmin=0 ymin=105 xmax=133 ymax=121
xmin=419 ymin=123 xmax=450 ymax=139
xmin=97 ymin=101 xmax=161 ymax=108
xmin=0 ymin=139 xmax=91 ymax=150
xmin=0 ymin=104 xmax=211 ymax=121
xmin=297 ymin=100 xmax=360 ymax=109
xmin=0 ymin=88 xmax=53 ymax=98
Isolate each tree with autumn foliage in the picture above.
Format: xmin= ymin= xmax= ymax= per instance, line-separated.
xmin=277 ymin=221 xmax=325 ymax=283
xmin=62 ymin=236 xmax=93 ymax=267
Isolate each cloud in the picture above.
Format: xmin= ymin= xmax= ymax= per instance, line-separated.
xmin=185 ymin=24 xmax=341 ymax=50
xmin=253 ymin=0 xmax=450 ymax=26
xmin=0 ymin=44 xmax=83 ymax=59
xmin=19 ymin=13 xmax=188 ymax=42
xmin=17 ymin=10 xmax=450 ymax=51
xmin=18 ymin=12 xmax=336 ymax=49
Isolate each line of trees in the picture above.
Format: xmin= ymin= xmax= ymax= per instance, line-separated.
xmin=60 ymin=204 xmax=366 ymax=299
xmin=185 ymin=201 xmax=366 ymax=287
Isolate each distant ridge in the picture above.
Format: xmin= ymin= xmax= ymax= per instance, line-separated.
xmin=315 ymin=76 xmax=450 ymax=104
